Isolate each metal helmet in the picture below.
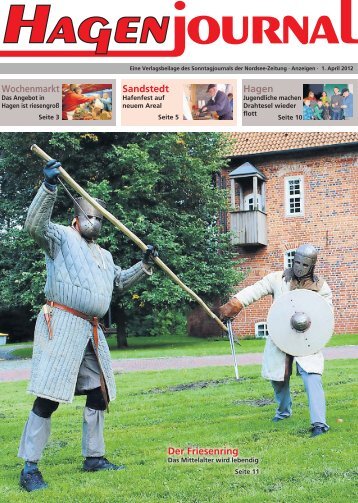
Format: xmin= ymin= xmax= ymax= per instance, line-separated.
xmin=293 ymin=244 xmax=318 ymax=279
xmin=74 ymin=197 xmax=106 ymax=240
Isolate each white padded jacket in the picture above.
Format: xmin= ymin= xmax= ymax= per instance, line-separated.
xmin=234 ymin=271 xmax=333 ymax=381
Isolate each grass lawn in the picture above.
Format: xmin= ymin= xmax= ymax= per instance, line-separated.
xmin=8 ymin=333 xmax=358 ymax=361
xmin=5 ymin=348 xmax=33 ymax=359
xmin=0 ymin=360 xmax=357 ymax=502
xmin=0 ymin=343 xmax=32 ymax=350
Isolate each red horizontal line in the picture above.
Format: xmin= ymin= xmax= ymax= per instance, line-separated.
xmin=0 ymin=49 xmax=182 ymax=57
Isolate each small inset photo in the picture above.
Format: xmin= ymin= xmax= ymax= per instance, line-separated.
xmin=302 ymin=84 xmax=353 ymax=121
xmin=183 ymin=83 xmax=234 ymax=121
xmin=62 ymin=84 xmax=113 ymax=121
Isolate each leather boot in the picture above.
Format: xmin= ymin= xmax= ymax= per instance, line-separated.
xmin=20 ymin=468 xmax=48 ymax=492
xmin=83 ymin=456 xmax=125 ymax=472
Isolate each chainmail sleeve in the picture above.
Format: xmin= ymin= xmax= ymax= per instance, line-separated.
xmin=114 ymin=261 xmax=152 ymax=292
xmin=24 ymin=183 xmax=62 ymax=259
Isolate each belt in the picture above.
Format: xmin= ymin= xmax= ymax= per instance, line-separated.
xmin=46 ymin=301 xmax=100 ymax=348
xmin=44 ymin=300 xmax=108 ymax=411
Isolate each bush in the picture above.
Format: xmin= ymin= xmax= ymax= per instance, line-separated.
xmin=126 ymin=309 xmax=187 ymax=339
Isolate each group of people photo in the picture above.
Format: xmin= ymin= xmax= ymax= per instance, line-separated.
xmin=302 ymin=84 xmax=353 ymax=121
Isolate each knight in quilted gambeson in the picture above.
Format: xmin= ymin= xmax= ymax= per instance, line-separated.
xmin=18 ymin=159 xmax=157 ymax=492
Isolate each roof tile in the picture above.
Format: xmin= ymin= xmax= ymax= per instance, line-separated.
xmin=227 ymin=133 xmax=358 ymax=156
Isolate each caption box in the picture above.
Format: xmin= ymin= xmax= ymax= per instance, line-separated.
xmin=121 ymin=80 xmax=236 ymax=126
xmin=0 ymin=80 xmax=116 ymax=126
xmin=242 ymin=79 xmax=357 ymax=126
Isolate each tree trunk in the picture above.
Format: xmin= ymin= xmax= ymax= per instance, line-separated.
xmin=114 ymin=305 xmax=128 ymax=348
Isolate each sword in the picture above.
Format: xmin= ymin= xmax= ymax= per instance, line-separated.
xmin=226 ymin=319 xmax=239 ymax=380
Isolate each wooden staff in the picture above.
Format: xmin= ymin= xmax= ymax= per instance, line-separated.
xmin=30 ymin=144 xmax=228 ymax=333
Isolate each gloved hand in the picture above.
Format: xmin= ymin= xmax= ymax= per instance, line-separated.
xmin=219 ymin=298 xmax=243 ymax=320
xmin=43 ymin=159 xmax=61 ymax=191
xmin=142 ymin=245 xmax=158 ymax=265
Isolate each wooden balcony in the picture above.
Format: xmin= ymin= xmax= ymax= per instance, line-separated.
xmin=230 ymin=210 xmax=267 ymax=246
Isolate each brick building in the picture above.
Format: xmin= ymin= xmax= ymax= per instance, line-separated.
xmin=221 ymin=132 xmax=358 ymax=337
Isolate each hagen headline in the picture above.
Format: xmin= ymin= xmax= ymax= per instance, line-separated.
xmin=0 ymin=0 xmax=357 ymax=57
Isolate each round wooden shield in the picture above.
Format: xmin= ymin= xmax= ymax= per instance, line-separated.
xmin=267 ymin=290 xmax=334 ymax=357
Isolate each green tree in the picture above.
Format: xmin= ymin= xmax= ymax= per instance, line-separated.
xmin=0 ymin=132 xmax=243 ymax=344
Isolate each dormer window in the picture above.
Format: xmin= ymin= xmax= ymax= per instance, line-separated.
xmin=228 ymin=162 xmax=267 ymax=246
xmin=244 ymin=193 xmax=263 ymax=211
xmin=229 ymin=162 xmax=266 ymax=211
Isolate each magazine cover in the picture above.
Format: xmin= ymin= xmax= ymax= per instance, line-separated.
xmin=0 ymin=1 xmax=357 ymax=502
